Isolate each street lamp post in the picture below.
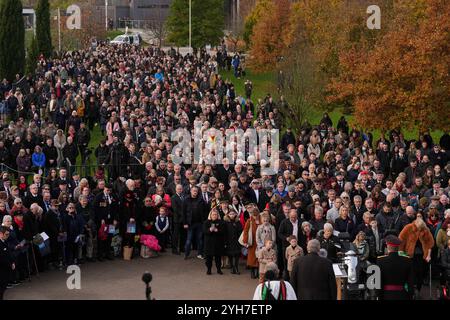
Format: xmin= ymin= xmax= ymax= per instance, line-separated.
xmin=189 ymin=0 xmax=192 ymax=55
xmin=105 ymin=0 xmax=108 ymax=31
xmin=58 ymin=8 xmax=61 ymax=52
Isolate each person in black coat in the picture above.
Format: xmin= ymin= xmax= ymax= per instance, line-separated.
xmin=203 ymin=208 xmax=226 ymax=275
xmin=334 ymin=206 xmax=356 ymax=240
xmin=120 ymin=190 xmax=139 ymax=246
xmin=23 ymin=183 xmax=43 ymax=209
xmin=223 ymin=210 xmax=243 ymax=274
xmin=290 ymin=239 xmax=337 ymax=300
xmin=277 ymin=209 xmax=305 ymax=277
xmin=23 ymin=203 xmax=46 ymax=272
xmin=183 ymin=186 xmax=208 ymax=259
xmin=0 ymin=226 xmax=15 ymax=300
xmin=170 ymin=184 xmax=185 ymax=255
xmin=63 ymin=203 xmax=85 ymax=265
xmin=95 ymin=139 xmax=110 ymax=166
xmin=43 ymin=200 xmax=66 ymax=268
xmin=317 ymin=223 xmax=342 ymax=263
xmin=246 ymin=180 xmax=266 ymax=212
xmin=76 ymin=195 xmax=96 ymax=262
xmin=62 ymin=136 xmax=79 ymax=166
xmin=93 ymin=185 xmax=119 ymax=261
xmin=140 ymin=197 xmax=157 ymax=236
xmin=42 ymin=138 xmax=58 ymax=168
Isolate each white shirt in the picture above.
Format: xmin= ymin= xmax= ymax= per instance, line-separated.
xmin=253 ymin=281 xmax=297 ymax=300
xmin=254 ymin=189 xmax=259 ymax=202
xmin=291 ymin=219 xmax=298 ymax=239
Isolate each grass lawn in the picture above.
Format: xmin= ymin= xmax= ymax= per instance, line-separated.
xmin=220 ymin=69 xmax=444 ymax=144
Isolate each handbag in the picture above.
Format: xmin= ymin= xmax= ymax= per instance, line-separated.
xmin=238 ymin=220 xmax=252 ymax=246
xmin=140 ymin=245 xmax=151 ymax=258
xmin=123 ymin=246 xmax=133 ymax=261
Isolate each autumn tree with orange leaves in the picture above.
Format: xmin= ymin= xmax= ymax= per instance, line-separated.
xmin=248 ymin=0 xmax=291 ymax=72
xmin=327 ymin=0 xmax=450 ymax=133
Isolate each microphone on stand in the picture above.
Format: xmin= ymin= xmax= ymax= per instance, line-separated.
xmin=142 ymin=271 xmax=154 ymax=300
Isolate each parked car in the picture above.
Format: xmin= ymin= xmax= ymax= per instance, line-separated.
xmin=110 ymin=33 xmax=142 ymax=45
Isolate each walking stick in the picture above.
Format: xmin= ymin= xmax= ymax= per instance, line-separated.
xmin=25 ymin=244 xmax=31 ymax=281
xmin=429 ymin=263 xmax=433 ymax=300
xmin=62 ymin=239 xmax=66 ymax=268
xmin=30 ymin=243 xmax=39 ymax=278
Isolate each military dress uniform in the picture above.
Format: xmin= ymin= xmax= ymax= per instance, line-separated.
xmin=377 ymin=235 xmax=414 ymax=300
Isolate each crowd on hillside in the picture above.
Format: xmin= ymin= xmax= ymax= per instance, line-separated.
xmin=0 ymin=42 xmax=450 ymax=300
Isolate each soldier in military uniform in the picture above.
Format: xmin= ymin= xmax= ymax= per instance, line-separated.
xmin=93 ymin=184 xmax=119 ymax=261
xmin=377 ymin=235 xmax=415 ymax=300
xmin=0 ymin=226 xmax=14 ymax=300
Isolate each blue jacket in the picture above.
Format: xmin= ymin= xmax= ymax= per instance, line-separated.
xmin=32 ymin=152 xmax=46 ymax=167
xmin=155 ymin=72 xmax=164 ymax=82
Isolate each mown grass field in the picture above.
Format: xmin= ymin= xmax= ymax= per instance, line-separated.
xmin=219 ymin=69 xmax=444 ymax=144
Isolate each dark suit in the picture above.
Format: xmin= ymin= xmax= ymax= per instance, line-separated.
xmin=93 ymin=192 xmax=119 ymax=259
xmin=377 ymin=252 xmax=414 ymax=300
xmin=278 ymin=218 xmax=305 ymax=275
xmin=350 ymin=205 xmax=366 ymax=226
xmin=246 ymin=188 xmax=266 ymax=212
xmin=23 ymin=194 xmax=43 ymax=210
xmin=170 ymin=193 xmax=186 ymax=253
xmin=0 ymin=239 xmax=14 ymax=299
xmin=43 ymin=209 xmax=65 ymax=264
xmin=290 ymin=252 xmax=337 ymax=300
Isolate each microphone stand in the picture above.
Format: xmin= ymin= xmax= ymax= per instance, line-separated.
xmin=145 ymin=282 xmax=152 ymax=300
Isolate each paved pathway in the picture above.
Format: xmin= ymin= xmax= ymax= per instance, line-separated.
xmin=5 ymin=253 xmax=256 ymax=300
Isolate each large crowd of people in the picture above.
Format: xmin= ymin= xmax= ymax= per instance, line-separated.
xmin=0 ymin=41 xmax=449 ymax=300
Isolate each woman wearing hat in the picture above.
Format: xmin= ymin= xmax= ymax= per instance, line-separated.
xmin=243 ymin=207 xmax=261 ymax=279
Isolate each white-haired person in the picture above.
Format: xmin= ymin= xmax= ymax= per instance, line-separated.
xmin=290 ymin=239 xmax=337 ymax=300
xmin=252 ymin=262 xmax=297 ymax=300
xmin=22 ymin=203 xmax=46 ymax=272
xmin=399 ymin=217 xmax=435 ymax=297
xmin=317 ymin=223 xmax=341 ymax=263
xmin=2 ymin=215 xmax=25 ymax=287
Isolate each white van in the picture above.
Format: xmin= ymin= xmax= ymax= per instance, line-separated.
xmin=110 ymin=33 xmax=142 ymax=45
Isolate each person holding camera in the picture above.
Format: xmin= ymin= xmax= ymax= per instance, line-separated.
xmin=203 ymin=208 xmax=225 ymax=275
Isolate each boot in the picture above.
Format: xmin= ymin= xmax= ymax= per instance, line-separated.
xmin=206 ymin=268 xmax=212 ymax=275
xmin=231 ymin=267 xmax=236 ymax=274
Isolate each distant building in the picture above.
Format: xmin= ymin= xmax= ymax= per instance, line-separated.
xmin=22 ymin=0 xmax=252 ymax=31
xmin=94 ymin=0 xmax=249 ymax=30
xmin=90 ymin=0 xmax=171 ymax=29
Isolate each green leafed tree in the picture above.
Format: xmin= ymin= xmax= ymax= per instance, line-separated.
xmin=35 ymin=0 xmax=52 ymax=58
xmin=26 ymin=35 xmax=39 ymax=75
xmin=0 ymin=0 xmax=25 ymax=82
xmin=166 ymin=0 xmax=224 ymax=49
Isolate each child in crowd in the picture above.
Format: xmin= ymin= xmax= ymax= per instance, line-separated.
xmin=285 ymin=235 xmax=303 ymax=279
xmin=258 ymin=239 xmax=277 ymax=283
xmin=155 ymin=206 xmax=169 ymax=252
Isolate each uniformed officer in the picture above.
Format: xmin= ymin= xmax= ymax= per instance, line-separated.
xmin=0 ymin=226 xmax=15 ymax=300
xmin=93 ymin=184 xmax=119 ymax=261
xmin=377 ymin=235 xmax=414 ymax=300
